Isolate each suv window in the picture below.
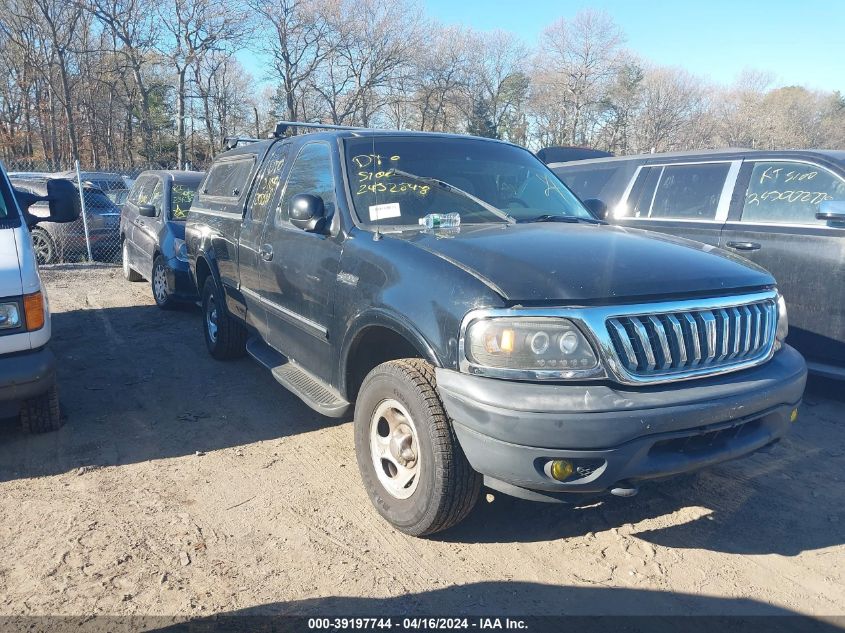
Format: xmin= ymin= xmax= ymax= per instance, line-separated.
xmin=170 ymin=184 xmax=198 ymax=220
xmin=128 ymin=176 xmax=154 ymax=205
xmin=149 ymin=179 xmax=164 ymax=216
xmin=649 ymin=163 xmax=729 ymax=220
xmin=277 ymin=143 xmax=335 ymax=225
xmin=741 ymin=161 xmax=845 ymax=225
xmin=201 ymin=157 xmax=255 ymax=199
xmin=248 ymin=142 xmax=289 ymax=224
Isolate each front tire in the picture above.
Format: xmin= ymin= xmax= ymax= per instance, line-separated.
xmin=201 ymin=277 xmax=246 ymax=360
xmin=20 ymin=382 xmax=63 ymax=433
xmin=152 ymin=256 xmax=175 ymax=309
xmin=122 ymin=241 xmax=142 ymax=281
xmin=354 ymin=359 xmax=481 ymax=536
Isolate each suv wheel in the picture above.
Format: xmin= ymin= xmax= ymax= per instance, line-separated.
xmin=152 ymin=256 xmax=174 ymax=309
xmin=122 ymin=241 xmax=142 ymax=281
xmin=201 ymin=277 xmax=246 ymax=360
xmin=20 ymin=382 xmax=63 ymax=433
xmin=354 ymin=359 xmax=481 ymax=536
xmin=31 ymin=228 xmax=56 ymax=265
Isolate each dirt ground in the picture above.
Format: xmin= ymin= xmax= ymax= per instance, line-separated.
xmin=1 ymin=265 xmax=843 ymax=621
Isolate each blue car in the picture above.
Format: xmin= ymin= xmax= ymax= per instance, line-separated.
xmin=120 ymin=170 xmax=204 ymax=308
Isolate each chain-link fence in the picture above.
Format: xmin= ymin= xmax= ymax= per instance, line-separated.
xmin=3 ymin=159 xmax=206 ymax=266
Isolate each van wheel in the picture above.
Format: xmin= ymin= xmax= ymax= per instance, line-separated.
xmin=201 ymin=277 xmax=246 ymax=360
xmin=20 ymin=382 xmax=63 ymax=433
xmin=354 ymin=359 xmax=481 ymax=536
xmin=31 ymin=228 xmax=56 ymax=265
xmin=122 ymin=241 xmax=142 ymax=281
xmin=152 ymin=256 xmax=175 ymax=309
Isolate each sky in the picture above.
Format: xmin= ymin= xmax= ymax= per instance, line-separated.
xmin=238 ymin=0 xmax=845 ymax=94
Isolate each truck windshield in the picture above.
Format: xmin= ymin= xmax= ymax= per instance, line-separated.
xmin=344 ymin=136 xmax=592 ymax=227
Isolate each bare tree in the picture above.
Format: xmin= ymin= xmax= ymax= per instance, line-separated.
xmin=531 ymin=9 xmax=626 ymax=146
xmin=158 ymin=0 xmax=247 ymax=166
xmin=250 ymin=0 xmax=328 ymax=124
xmin=83 ymin=0 xmax=162 ymax=161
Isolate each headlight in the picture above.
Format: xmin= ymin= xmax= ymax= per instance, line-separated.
xmin=173 ymin=238 xmax=188 ymax=262
xmin=465 ymin=317 xmax=599 ymax=371
xmin=775 ymin=293 xmax=788 ymax=350
xmin=0 ymin=303 xmax=21 ymax=329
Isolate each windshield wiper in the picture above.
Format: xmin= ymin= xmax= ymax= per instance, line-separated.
xmin=519 ymin=214 xmax=604 ymax=224
xmin=385 ymin=168 xmax=515 ymax=224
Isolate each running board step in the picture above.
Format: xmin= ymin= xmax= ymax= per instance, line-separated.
xmin=246 ymin=337 xmax=351 ymax=418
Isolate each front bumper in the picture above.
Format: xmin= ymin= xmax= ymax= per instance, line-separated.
xmin=0 ymin=346 xmax=56 ymax=407
xmin=437 ymin=345 xmax=807 ymax=500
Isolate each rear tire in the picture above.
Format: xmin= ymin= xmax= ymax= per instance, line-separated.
xmin=122 ymin=241 xmax=142 ymax=281
xmin=31 ymin=228 xmax=56 ymax=265
xmin=20 ymin=382 xmax=63 ymax=433
xmin=354 ymin=359 xmax=481 ymax=536
xmin=152 ymin=256 xmax=175 ymax=309
xmin=201 ymin=277 xmax=246 ymax=360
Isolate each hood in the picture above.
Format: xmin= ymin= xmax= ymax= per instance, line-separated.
xmin=0 ymin=228 xmax=24 ymax=297
xmin=395 ymin=223 xmax=773 ymax=303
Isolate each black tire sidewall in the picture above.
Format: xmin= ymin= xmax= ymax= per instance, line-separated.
xmin=201 ymin=278 xmax=220 ymax=355
xmin=354 ymin=366 xmax=440 ymax=531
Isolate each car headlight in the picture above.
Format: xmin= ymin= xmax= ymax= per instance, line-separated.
xmin=465 ymin=317 xmax=599 ymax=372
xmin=775 ymin=293 xmax=788 ymax=350
xmin=0 ymin=303 xmax=21 ymax=329
xmin=173 ymin=238 xmax=188 ymax=262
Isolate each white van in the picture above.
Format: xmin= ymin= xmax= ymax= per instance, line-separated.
xmin=0 ymin=162 xmax=78 ymax=432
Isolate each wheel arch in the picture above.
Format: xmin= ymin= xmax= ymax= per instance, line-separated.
xmin=340 ymin=310 xmax=441 ymax=402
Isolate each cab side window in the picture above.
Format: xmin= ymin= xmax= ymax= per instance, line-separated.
xmin=741 ymin=161 xmax=845 ymax=225
xmin=276 ymin=143 xmax=336 ymax=225
xmin=248 ymin=142 xmax=289 ymax=224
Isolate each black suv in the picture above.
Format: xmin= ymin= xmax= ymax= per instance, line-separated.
xmin=551 ymin=149 xmax=845 ymax=377
xmin=186 ymin=125 xmax=807 ymax=536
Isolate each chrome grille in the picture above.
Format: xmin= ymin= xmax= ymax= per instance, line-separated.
xmin=606 ymin=299 xmax=776 ymax=378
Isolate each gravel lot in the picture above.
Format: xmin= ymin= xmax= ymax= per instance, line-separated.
xmin=1 ymin=265 xmax=843 ymax=621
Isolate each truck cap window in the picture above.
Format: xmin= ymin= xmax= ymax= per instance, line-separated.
xmin=201 ymin=157 xmax=254 ymax=199
xmin=741 ymin=161 xmax=845 ymax=225
xmin=344 ymin=136 xmax=589 ymax=226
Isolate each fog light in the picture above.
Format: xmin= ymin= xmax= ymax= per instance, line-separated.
xmin=790 ymin=408 xmax=799 ymax=423
xmin=549 ymin=459 xmax=574 ymax=481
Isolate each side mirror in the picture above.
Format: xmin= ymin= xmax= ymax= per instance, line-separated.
xmin=45 ymin=179 xmax=81 ymax=223
xmin=816 ymin=200 xmax=845 ymax=224
xmin=138 ymin=204 xmax=157 ymax=218
xmin=289 ymin=193 xmax=326 ymax=232
xmin=13 ymin=178 xmax=80 ymax=226
xmin=582 ymin=198 xmax=608 ymax=220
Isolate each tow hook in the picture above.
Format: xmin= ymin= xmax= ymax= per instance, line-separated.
xmin=610 ymin=483 xmax=639 ymax=498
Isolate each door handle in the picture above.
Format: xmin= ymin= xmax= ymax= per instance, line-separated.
xmin=725 ymin=241 xmax=761 ymax=251
xmin=259 ymin=244 xmax=274 ymax=261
